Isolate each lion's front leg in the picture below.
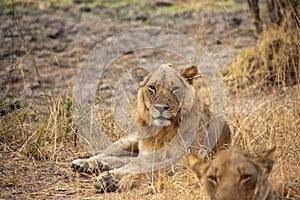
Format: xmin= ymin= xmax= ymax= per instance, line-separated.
xmin=71 ymin=154 xmax=140 ymax=175
xmin=71 ymin=133 xmax=139 ymax=174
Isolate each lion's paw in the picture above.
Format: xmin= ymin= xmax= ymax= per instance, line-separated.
xmin=71 ymin=157 xmax=111 ymax=174
xmin=95 ymin=172 xmax=119 ymax=193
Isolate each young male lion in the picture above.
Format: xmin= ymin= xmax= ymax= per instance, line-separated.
xmin=72 ymin=64 xmax=231 ymax=192
xmin=186 ymin=147 xmax=292 ymax=200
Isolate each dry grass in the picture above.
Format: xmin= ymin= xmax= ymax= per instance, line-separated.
xmin=224 ymin=12 xmax=299 ymax=91
xmin=1 ymin=0 xmax=299 ymax=199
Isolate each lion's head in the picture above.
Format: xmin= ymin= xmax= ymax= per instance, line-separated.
xmin=186 ymin=147 xmax=277 ymax=200
xmin=131 ymin=64 xmax=199 ymax=127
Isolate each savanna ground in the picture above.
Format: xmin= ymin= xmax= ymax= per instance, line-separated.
xmin=0 ymin=0 xmax=299 ymax=199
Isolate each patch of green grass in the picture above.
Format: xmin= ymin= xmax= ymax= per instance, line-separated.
xmin=92 ymin=0 xmax=139 ymax=9
xmin=49 ymin=0 xmax=72 ymax=9
xmin=0 ymin=100 xmax=21 ymax=116
xmin=144 ymin=0 xmax=246 ymax=16
xmin=28 ymin=132 xmax=43 ymax=159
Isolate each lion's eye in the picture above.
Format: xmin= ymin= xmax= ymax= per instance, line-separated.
xmin=240 ymin=174 xmax=251 ymax=183
xmin=171 ymin=86 xmax=180 ymax=94
xmin=148 ymin=85 xmax=156 ymax=93
xmin=207 ymin=175 xmax=218 ymax=185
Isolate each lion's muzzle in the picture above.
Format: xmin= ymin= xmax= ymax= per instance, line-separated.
xmin=150 ymin=103 xmax=175 ymax=126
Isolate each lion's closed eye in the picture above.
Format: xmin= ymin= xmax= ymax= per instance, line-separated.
xmin=171 ymin=86 xmax=180 ymax=94
xmin=148 ymin=85 xmax=156 ymax=93
xmin=207 ymin=175 xmax=218 ymax=185
xmin=240 ymin=174 xmax=252 ymax=184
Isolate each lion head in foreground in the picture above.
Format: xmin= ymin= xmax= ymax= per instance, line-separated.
xmin=131 ymin=63 xmax=199 ymax=128
xmin=186 ymin=147 xmax=284 ymax=200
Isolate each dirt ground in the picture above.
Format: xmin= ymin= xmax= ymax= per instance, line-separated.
xmin=1 ymin=0 xmax=299 ymax=199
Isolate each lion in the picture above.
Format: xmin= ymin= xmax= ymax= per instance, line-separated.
xmin=71 ymin=64 xmax=231 ymax=192
xmin=186 ymin=147 xmax=292 ymax=200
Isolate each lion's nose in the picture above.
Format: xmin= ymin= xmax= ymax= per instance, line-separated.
xmin=154 ymin=104 xmax=170 ymax=114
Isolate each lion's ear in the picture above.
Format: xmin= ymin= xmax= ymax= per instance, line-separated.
xmin=180 ymin=66 xmax=199 ymax=84
xmin=131 ymin=67 xmax=150 ymax=84
xmin=254 ymin=147 xmax=277 ymax=174
xmin=186 ymin=153 xmax=206 ymax=180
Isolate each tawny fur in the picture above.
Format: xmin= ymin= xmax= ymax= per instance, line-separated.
xmin=186 ymin=147 xmax=291 ymax=200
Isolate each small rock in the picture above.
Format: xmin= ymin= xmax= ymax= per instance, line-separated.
xmin=80 ymin=6 xmax=92 ymax=12
xmin=73 ymin=0 xmax=83 ymax=4
xmin=155 ymin=1 xmax=173 ymax=7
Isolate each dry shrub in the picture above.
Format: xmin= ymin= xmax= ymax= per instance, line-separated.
xmin=27 ymin=94 xmax=74 ymax=161
xmin=224 ymin=14 xmax=300 ymax=90
xmin=0 ymin=93 xmax=74 ymax=161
